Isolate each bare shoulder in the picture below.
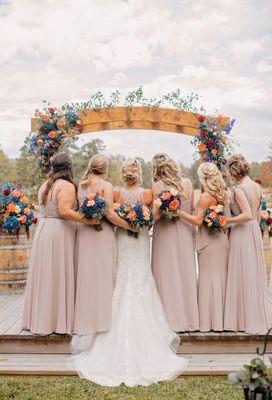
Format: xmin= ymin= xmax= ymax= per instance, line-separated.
xmin=59 ymin=180 xmax=76 ymax=193
xmin=199 ymin=192 xmax=213 ymax=206
xmin=101 ymin=180 xmax=113 ymax=191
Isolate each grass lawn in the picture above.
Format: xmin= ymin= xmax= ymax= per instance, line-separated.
xmin=0 ymin=376 xmax=243 ymax=400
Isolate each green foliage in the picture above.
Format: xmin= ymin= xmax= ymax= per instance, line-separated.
xmin=0 ymin=376 xmax=243 ymax=400
xmin=0 ymin=147 xmax=17 ymax=184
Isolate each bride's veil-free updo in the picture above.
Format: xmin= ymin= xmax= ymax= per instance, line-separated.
xmin=152 ymin=153 xmax=184 ymax=196
xmin=198 ymin=162 xmax=227 ymax=205
xmin=121 ymin=158 xmax=142 ymax=186
xmin=80 ymin=154 xmax=109 ymax=189
xmin=227 ymin=154 xmax=251 ymax=181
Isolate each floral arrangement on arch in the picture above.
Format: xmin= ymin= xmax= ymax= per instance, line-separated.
xmin=192 ymin=115 xmax=235 ymax=171
xmin=0 ymin=183 xmax=38 ymax=239
xmin=26 ymin=104 xmax=83 ymax=174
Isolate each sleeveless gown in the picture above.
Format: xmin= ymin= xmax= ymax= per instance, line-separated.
xmin=22 ymin=180 xmax=77 ymax=335
xmin=224 ymin=184 xmax=269 ymax=334
xmin=152 ymin=180 xmax=199 ymax=332
xmin=71 ymin=188 xmax=188 ymax=387
xmin=196 ymin=200 xmax=229 ymax=332
xmin=73 ymin=186 xmax=116 ymax=334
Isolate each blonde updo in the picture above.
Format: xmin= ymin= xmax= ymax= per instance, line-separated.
xmin=152 ymin=153 xmax=184 ymax=195
xmin=81 ymin=154 xmax=109 ymax=188
xmin=198 ymin=162 xmax=227 ymax=205
xmin=227 ymin=154 xmax=251 ymax=181
xmin=121 ymin=158 xmax=142 ymax=187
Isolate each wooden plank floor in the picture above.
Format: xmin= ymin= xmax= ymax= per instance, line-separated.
xmin=0 ymin=353 xmax=270 ymax=376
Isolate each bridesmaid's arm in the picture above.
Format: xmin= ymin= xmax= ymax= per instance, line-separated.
xmin=105 ymin=184 xmax=136 ymax=231
xmin=226 ymin=188 xmax=252 ymax=224
xmin=143 ymin=189 xmax=153 ymax=207
xmin=177 ymin=193 xmax=211 ymax=227
xmin=57 ymin=182 xmax=97 ymax=225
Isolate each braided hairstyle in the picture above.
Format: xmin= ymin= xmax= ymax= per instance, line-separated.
xmin=227 ymin=154 xmax=251 ymax=181
xmin=152 ymin=153 xmax=184 ymax=195
xmin=41 ymin=153 xmax=76 ymax=204
xmin=80 ymin=154 xmax=109 ymax=189
xmin=198 ymin=162 xmax=227 ymax=205
xmin=121 ymin=158 xmax=142 ymax=186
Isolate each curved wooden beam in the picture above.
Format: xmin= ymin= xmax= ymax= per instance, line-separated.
xmin=31 ymin=106 xmax=230 ymax=136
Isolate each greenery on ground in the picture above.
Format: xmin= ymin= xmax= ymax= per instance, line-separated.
xmin=0 ymin=376 xmax=243 ymax=400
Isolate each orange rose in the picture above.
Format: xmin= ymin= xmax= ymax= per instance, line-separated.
xmin=20 ymin=195 xmax=28 ymax=204
xmin=128 ymin=211 xmax=136 ymax=220
xmin=113 ymin=203 xmax=120 ymax=211
xmin=219 ymin=215 xmax=227 ymax=226
xmin=169 ymin=199 xmax=180 ymax=211
xmin=198 ymin=144 xmax=207 ymax=152
xmin=209 ymin=212 xmax=217 ymax=219
xmin=86 ymin=194 xmax=95 ymax=201
xmin=161 ymin=192 xmax=171 ymax=201
xmin=221 ymin=136 xmax=228 ymax=143
xmin=7 ymin=203 xmax=15 ymax=212
xmin=211 ymin=149 xmax=218 ymax=155
xmin=218 ymin=115 xmax=224 ymax=121
xmin=48 ymin=131 xmax=56 ymax=139
xmin=57 ymin=120 xmax=64 ymax=128
xmin=20 ymin=215 xmax=27 ymax=224
xmin=12 ymin=190 xmax=20 ymax=198
xmin=24 ymin=207 xmax=31 ymax=215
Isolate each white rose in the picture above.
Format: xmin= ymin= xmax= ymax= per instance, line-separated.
xmin=170 ymin=188 xmax=178 ymax=196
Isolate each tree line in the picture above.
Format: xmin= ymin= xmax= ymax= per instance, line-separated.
xmin=0 ymin=138 xmax=271 ymax=201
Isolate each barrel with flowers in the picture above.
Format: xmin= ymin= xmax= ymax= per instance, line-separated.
xmin=0 ymin=183 xmax=38 ymax=293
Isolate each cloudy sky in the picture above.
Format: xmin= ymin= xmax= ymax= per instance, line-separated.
xmin=0 ymin=0 xmax=271 ymax=166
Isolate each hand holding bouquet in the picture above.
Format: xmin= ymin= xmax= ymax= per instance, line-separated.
xmin=80 ymin=193 xmax=108 ymax=231
xmin=0 ymin=183 xmax=38 ymax=239
xmin=153 ymin=189 xmax=182 ymax=220
xmin=126 ymin=203 xmax=154 ymax=238
xmin=203 ymin=204 xmax=227 ymax=233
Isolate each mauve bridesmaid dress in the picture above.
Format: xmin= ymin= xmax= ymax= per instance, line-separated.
xmin=152 ymin=180 xmax=199 ymax=332
xmin=196 ymin=204 xmax=229 ymax=332
xmin=224 ymin=184 xmax=269 ymax=334
xmin=22 ymin=180 xmax=77 ymax=335
xmin=73 ymin=186 xmax=116 ymax=335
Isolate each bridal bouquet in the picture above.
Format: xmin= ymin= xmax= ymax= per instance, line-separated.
xmin=153 ymin=189 xmax=182 ymax=220
xmin=126 ymin=203 xmax=154 ymax=238
xmin=0 ymin=183 xmax=38 ymax=238
xmin=113 ymin=202 xmax=132 ymax=220
xmin=80 ymin=193 xmax=108 ymax=231
xmin=203 ymin=205 xmax=227 ymax=233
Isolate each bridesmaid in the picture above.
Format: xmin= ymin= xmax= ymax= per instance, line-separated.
xmin=224 ymin=154 xmax=269 ymax=334
xmin=177 ymin=162 xmax=228 ymax=332
xmin=152 ymin=153 xmax=199 ymax=332
xmin=22 ymin=153 xmax=95 ymax=335
xmin=73 ymin=154 xmax=134 ymax=335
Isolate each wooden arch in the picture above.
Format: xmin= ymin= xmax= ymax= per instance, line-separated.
xmin=31 ymin=106 xmax=230 ymax=136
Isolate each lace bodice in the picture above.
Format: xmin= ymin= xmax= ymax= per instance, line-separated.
xmin=119 ymin=187 xmax=144 ymax=206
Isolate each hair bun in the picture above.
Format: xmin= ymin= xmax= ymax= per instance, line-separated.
xmin=121 ymin=158 xmax=142 ymax=186
xmin=228 ymin=154 xmax=250 ymax=180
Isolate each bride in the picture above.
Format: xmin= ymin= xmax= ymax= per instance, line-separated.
xmin=71 ymin=158 xmax=188 ymax=387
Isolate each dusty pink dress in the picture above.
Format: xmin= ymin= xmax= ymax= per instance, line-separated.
xmin=224 ymin=184 xmax=269 ymax=334
xmin=152 ymin=180 xmax=199 ymax=332
xmin=196 ymin=201 xmax=229 ymax=332
xmin=22 ymin=180 xmax=77 ymax=335
xmin=73 ymin=186 xmax=116 ymax=335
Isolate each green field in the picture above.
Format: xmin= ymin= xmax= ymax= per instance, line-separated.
xmin=0 ymin=376 xmax=243 ymax=400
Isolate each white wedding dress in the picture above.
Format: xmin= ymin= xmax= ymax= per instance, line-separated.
xmin=71 ymin=188 xmax=188 ymax=387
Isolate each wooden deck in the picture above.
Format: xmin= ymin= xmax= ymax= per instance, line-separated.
xmin=0 ymin=294 xmax=271 ymax=376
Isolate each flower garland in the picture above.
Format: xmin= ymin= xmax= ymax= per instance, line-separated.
xmin=0 ymin=183 xmax=38 ymax=239
xmin=191 ymin=115 xmax=235 ymax=171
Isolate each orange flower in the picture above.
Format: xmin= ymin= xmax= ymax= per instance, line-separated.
xmin=161 ymin=192 xmax=171 ymax=201
xmin=20 ymin=215 xmax=27 ymax=224
xmin=24 ymin=207 xmax=31 ymax=215
xmin=218 ymin=115 xmax=224 ymax=121
xmin=48 ymin=131 xmax=56 ymax=139
xmin=169 ymin=199 xmax=180 ymax=211
xmin=221 ymin=136 xmax=228 ymax=143
xmin=198 ymin=144 xmax=207 ymax=152
xmin=219 ymin=215 xmax=227 ymax=226
xmin=128 ymin=211 xmax=136 ymax=220
xmin=209 ymin=212 xmax=217 ymax=219
xmin=86 ymin=194 xmax=95 ymax=201
xmin=7 ymin=203 xmax=15 ymax=212
xmin=124 ymin=206 xmax=131 ymax=213
xmin=37 ymin=139 xmax=44 ymax=146
xmin=20 ymin=195 xmax=28 ymax=204
xmin=12 ymin=190 xmax=20 ymax=198
xmin=57 ymin=120 xmax=64 ymax=128
xmin=113 ymin=203 xmax=120 ymax=211
xmin=211 ymin=149 xmax=218 ymax=155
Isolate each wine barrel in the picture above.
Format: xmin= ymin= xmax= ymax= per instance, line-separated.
xmin=263 ymin=233 xmax=272 ymax=284
xmin=0 ymin=234 xmax=32 ymax=293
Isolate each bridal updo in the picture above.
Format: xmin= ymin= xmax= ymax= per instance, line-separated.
xmin=227 ymin=154 xmax=251 ymax=181
xmin=198 ymin=162 xmax=227 ymax=205
xmin=121 ymin=158 xmax=142 ymax=186
xmin=152 ymin=153 xmax=184 ymax=195
xmin=81 ymin=154 xmax=109 ymax=188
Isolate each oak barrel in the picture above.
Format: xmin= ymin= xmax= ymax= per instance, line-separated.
xmin=0 ymin=234 xmax=32 ymax=293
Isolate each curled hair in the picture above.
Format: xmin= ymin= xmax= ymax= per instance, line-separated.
xmin=152 ymin=153 xmax=184 ymax=195
xmin=121 ymin=158 xmax=142 ymax=186
xmin=81 ymin=154 xmax=109 ymax=189
xmin=227 ymin=154 xmax=251 ymax=181
xmin=41 ymin=153 xmax=76 ymax=204
xmin=198 ymin=162 xmax=227 ymax=205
